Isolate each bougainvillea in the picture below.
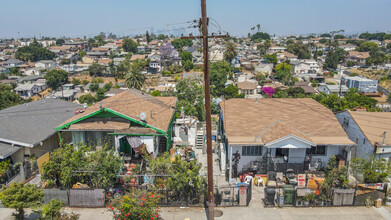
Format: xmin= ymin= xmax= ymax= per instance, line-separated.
xmin=107 ymin=191 xmax=160 ymax=220
xmin=261 ymin=87 xmax=275 ymax=98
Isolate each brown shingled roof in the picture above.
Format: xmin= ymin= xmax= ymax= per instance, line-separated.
xmin=59 ymin=89 xmax=177 ymax=132
xmin=237 ymin=81 xmax=257 ymax=90
xmin=348 ymin=51 xmax=370 ymax=59
xmin=348 ymin=110 xmax=391 ymax=146
xmin=220 ymin=98 xmax=353 ymax=145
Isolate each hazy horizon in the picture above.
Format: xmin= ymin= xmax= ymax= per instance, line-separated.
xmin=1 ymin=0 xmax=390 ymax=39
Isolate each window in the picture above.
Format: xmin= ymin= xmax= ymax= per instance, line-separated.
xmin=276 ymin=148 xmax=289 ymax=157
xmin=306 ymin=145 xmax=326 ymax=156
xmin=242 ymin=146 xmax=262 ymax=156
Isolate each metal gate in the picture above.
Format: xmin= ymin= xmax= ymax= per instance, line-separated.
xmin=69 ymin=189 xmax=105 ymax=208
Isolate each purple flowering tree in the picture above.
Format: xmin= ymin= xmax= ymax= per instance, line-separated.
xmin=261 ymin=87 xmax=274 ymax=98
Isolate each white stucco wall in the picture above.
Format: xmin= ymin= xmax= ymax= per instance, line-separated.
xmin=335 ymin=111 xmax=374 ymax=160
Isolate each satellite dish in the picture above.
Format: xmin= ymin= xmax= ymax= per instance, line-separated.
xmin=139 ymin=112 xmax=147 ymax=121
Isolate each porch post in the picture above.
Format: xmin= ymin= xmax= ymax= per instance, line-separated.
xmin=114 ymin=135 xmax=120 ymax=156
xmin=229 ymin=145 xmax=233 ymax=182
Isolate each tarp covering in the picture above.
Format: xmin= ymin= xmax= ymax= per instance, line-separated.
xmin=126 ymin=136 xmax=143 ymax=154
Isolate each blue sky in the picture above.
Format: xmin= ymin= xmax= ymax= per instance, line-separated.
xmin=1 ymin=0 xmax=390 ymax=38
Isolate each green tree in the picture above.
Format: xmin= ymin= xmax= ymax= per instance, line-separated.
xmin=210 ymin=61 xmax=231 ymax=97
xmin=223 ymin=84 xmax=244 ymax=99
xmin=42 ymin=144 xmax=121 ymax=189
xmin=151 ymin=90 xmax=161 ymax=97
xmin=122 ymin=38 xmax=138 ymax=53
xmin=323 ymin=48 xmax=346 ymax=70
xmin=0 ymin=84 xmax=26 ymax=110
xmin=89 ymin=83 xmax=99 ymax=92
xmin=251 ymin=32 xmax=271 ymax=42
xmin=319 ymin=38 xmax=328 ymax=44
xmin=357 ymin=41 xmax=379 ymax=53
xmin=71 ymin=78 xmax=81 ymax=85
xmin=334 ymin=34 xmax=345 ymax=39
xmin=78 ymin=93 xmax=96 ymax=105
xmin=321 ymin=156 xmax=349 ymax=201
xmin=78 ymin=51 xmax=86 ymax=58
xmin=287 ymin=42 xmax=311 ymax=59
xmin=350 ymin=157 xmax=391 ymax=183
xmin=45 ymin=69 xmax=68 ymax=89
xmin=264 ymin=53 xmax=277 ymax=64
xmin=175 ymin=79 xmax=205 ymax=121
xmin=60 ymin=59 xmax=70 ymax=65
xmin=56 ymin=39 xmax=65 ymax=46
xmin=367 ymin=51 xmax=386 ymax=68
xmin=117 ymin=59 xmax=131 ymax=77
xmin=103 ymin=82 xmax=112 ymax=92
xmin=96 ymin=88 xmax=106 ymax=101
xmin=223 ymin=41 xmax=238 ymax=64
xmin=320 ymin=33 xmax=331 ymax=38
xmin=42 ymin=199 xmax=63 ymax=220
xmin=157 ymin=34 xmax=167 ymax=40
xmin=183 ymin=60 xmax=194 ymax=72
xmin=274 ymin=65 xmax=297 ymax=86
xmin=146 ymin=31 xmax=151 ymax=44
xmin=125 ymin=63 xmax=145 ymax=89
xmin=180 ymin=50 xmax=193 ymax=63
xmin=88 ymin=63 xmax=105 ymax=76
xmin=171 ymin=39 xmax=193 ymax=50
xmin=0 ymin=183 xmax=44 ymax=220
xmin=274 ymin=62 xmax=292 ymax=72
xmin=15 ymin=41 xmax=55 ymax=62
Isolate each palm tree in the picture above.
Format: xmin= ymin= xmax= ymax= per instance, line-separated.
xmin=125 ymin=66 xmax=145 ymax=90
xmin=263 ymin=39 xmax=272 ymax=51
xmin=223 ymin=41 xmax=238 ymax=64
xmin=257 ymin=24 xmax=261 ymax=33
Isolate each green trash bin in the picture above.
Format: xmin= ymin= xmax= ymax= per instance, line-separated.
xmin=283 ymin=185 xmax=295 ymax=205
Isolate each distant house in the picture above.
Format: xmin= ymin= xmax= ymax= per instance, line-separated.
xmin=14 ymin=83 xmax=47 ymax=98
xmin=219 ymin=98 xmax=354 ymax=180
xmin=290 ymin=60 xmax=311 ymax=74
xmin=0 ymin=99 xmax=81 ymax=163
xmin=24 ymin=67 xmax=43 ymax=76
xmin=303 ymin=59 xmax=321 ymax=73
xmin=35 ymin=60 xmax=57 ymax=70
xmin=237 ymin=81 xmax=257 ymax=97
xmin=82 ymin=56 xmax=97 ymax=64
xmin=340 ymin=44 xmax=356 ymax=51
xmin=347 ymin=51 xmax=370 ymax=65
xmin=2 ymin=59 xmax=24 ymax=67
xmin=104 ymin=88 xmax=127 ymax=97
xmin=318 ymin=83 xmax=349 ymax=96
xmin=148 ymin=54 xmax=162 ymax=73
xmin=267 ymin=46 xmax=286 ymax=54
xmin=254 ymin=63 xmax=274 ymax=74
xmin=341 ymin=76 xmax=378 ymax=93
xmin=293 ymin=81 xmax=317 ymax=95
xmin=335 ymin=110 xmax=391 ymax=161
xmin=17 ymin=75 xmax=43 ymax=84
xmin=55 ymin=89 xmax=177 ymax=158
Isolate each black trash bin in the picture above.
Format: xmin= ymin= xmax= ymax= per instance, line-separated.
xmin=264 ymin=188 xmax=276 ymax=205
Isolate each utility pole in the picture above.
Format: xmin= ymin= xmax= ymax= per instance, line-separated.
xmin=181 ymin=1 xmax=229 ymax=219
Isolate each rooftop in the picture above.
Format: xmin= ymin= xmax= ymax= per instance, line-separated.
xmin=220 ymin=98 xmax=353 ymax=145
xmin=0 ymin=99 xmax=81 ymax=147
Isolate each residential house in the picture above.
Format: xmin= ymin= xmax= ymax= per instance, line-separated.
xmin=254 ymin=63 xmax=273 ymax=74
xmin=148 ymin=54 xmax=162 ymax=73
xmin=347 ymin=51 xmax=370 ymax=65
xmin=335 ymin=110 xmax=391 ymax=161
xmin=14 ymin=83 xmax=47 ymax=98
xmin=291 ymin=60 xmax=311 ymax=74
xmin=82 ymin=56 xmax=97 ymax=64
xmin=55 ymin=89 xmax=177 ymax=158
xmin=24 ymin=67 xmax=43 ymax=76
xmin=293 ymin=81 xmax=317 ymax=95
xmin=0 ymin=99 xmax=81 ymax=163
xmin=318 ymin=83 xmax=349 ymax=96
xmin=340 ymin=44 xmax=356 ymax=51
xmin=219 ymin=98 xmax=354 ymax=180
xmin=17 ymin=75 xmax=43 ymax=84
xmin=2 ymin=59 xmax=23 ymax=67
xmin=303 ymin=59 xmax=321 ymax=73
xmin=237 ymin=81 xmax=257 ymax=97
xmin=267 ymin=46 xmax=286 ymax=54
xmin=35 ymin=60 xmax=57 ymax=70
xmin=104 ymin=88 xmax=127 ymax=97
xmin=341 ymin=76 xmax=378 ymax=93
